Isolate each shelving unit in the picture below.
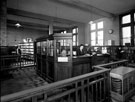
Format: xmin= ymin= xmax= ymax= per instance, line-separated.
xmin=110 ymin=66 xmax=135 ymax=102
xmin=18 ymin=42 xmax=34 ymax=61
xmin=19 ymin=42 xmax=34 ymax=55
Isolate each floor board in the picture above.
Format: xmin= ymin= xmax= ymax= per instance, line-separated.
xmin=1 ymin=67 xmax=48 ymax=96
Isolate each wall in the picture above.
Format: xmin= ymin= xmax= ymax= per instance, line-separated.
xmin=103 ymin=17 xmax=119 ymax=45
xmin=85 ymin=16 xmax=120 ymax=46
xmin=7 ymin=26 xmax=48 ymax=46
xmin=77 ymin=23 xmax=85 ymax=45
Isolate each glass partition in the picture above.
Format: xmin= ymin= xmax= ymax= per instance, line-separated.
xmin=56 ymin=39 xmax=72 ymax=57
xmin=37 ymin=42 xmax=41 ymax=54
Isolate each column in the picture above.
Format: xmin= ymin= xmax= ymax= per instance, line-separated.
xmin=49 ymin=21 xmax=53 ymax=35
xmin=0 ymin=0 xmax=7 ymax=46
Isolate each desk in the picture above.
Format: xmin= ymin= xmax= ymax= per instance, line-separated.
xmin=110 ymin=66 xmax=135 ymax=102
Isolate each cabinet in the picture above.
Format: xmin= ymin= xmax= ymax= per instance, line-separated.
xmin=35 ymin=33 xmax=73 ymax=82
xmin=35 ymin=33 xmax=92 ymax=82
xmin=110 ymin=66 xmax=135 ymax=102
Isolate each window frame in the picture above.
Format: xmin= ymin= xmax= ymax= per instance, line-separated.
xmin=90 ymin=21 xmax=104 ymax=46
xmin=119 ymin=10 xmax=135 ymax=46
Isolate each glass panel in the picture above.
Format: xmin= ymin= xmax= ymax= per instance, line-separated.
xmin=37 ymin=42 xmax=41 ymax=54
xmin=91 ymin=23 xmax=96 ymax=30
xmin=41 ymin=41 xmax=47 ymax=55
xmin=48 ymin=40 xmax=54 ymax=56
xmin=97 ymin=31 xmax=103 ymax=40
xmin=123 ymin=38 xmax=131 ymax=45
xmin=122 ymin=14 xmax=131 ymax=24
xmin=91 ymin=32 xmax=96 ymax=40
xmin=122 ymin=26 xmax=131 ymax=38
xmin=97 ymin=21 xmax=103 ymax=29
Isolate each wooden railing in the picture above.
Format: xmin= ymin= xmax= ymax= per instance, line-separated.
xmin=1 ymin=67 xmax=110 ymax=102
xmin=0 ymin=54 xmax=35 ymax=71
xmin=93 ymin=60 xmax=128 ymax=70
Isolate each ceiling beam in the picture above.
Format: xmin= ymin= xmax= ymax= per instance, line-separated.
xmin=50 ymin=0 xmax=116 ymax=18
xmin=7 ymin=8 xmax=79 ymax=27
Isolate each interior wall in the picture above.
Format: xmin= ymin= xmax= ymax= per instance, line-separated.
xmin=85 ymin=16 xmax=120 ymax=46
xmin=7 ymin=26 xmax=48 ymax=46
xmin=77 ymin=23 xmax=86 ymax=45
xmin=103 ymin=17 xmax=119 ymax=45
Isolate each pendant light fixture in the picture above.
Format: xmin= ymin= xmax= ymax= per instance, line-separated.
xmin=15 ymin=0 xmax=21 ymax=28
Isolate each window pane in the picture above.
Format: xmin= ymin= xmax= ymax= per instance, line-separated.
xmin=73 ymin=35 xmax=76 ymax=41
xmin=97 ymin=40 xmax=103 ymax=46
xmin=64 ymin=31 xmax=66 ymax=33
xmin=97 ymin=31 xmax=103 ymax=40
xmin=123 ymin=38 xmax=131 ymax=45
xmin=72 ymin=29 xmax=76 ymax=33
xmin=91 ymin=41 xmax=96 ymax=46
xmin=91 ymin=23 xmax=96 ymax=30
xmin=122 ymin=26 xmax=131 ymax=38
xmin=73 ymin=42 xmax=76 ymax=46
xmin=122 ymin=14 xmax=131 ymax=24
xmin=97 ymin=21 xmax=103 ymax=29
xmin=91 ymin=32 xmax=96 ymax=40
xmin=134 ymin=13 xmax=135 ymax=21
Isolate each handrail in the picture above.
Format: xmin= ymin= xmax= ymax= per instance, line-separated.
xmin=0 ymin=54 xmax=35 ymax=71
xmin=94 ymin=60 xmax=128 ymax=67
xmin=1 ymin=68 xmax=110 ymax=102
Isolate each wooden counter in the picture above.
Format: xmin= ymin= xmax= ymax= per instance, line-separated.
xmin=92 ymin=54 xmax=110 ymax=65
xmin=73 ymin=56 xmax=92 ymax=77
xmin=37 ymin=55 xmax=92 ymax=82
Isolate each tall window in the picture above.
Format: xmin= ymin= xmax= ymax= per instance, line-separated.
xmin=120 ymin=11 xmax=135 ymax=46
xmin=90 ymin=21 xmax=104 ymax=46
xmin=72 ymin=28 xmax=78 ymax=46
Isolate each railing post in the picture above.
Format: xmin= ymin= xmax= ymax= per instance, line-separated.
xmin=20 ymin=55 xmax=21 ymax=69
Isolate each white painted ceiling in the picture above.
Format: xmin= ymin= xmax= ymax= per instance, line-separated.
xmin=7 ymin=0 xmax=135 ymax=30
xmin=79 ymin=0 xmax=135 ymax=15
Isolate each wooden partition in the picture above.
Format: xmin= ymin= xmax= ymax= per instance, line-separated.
xmin=93 ymin=60 xmax=135 ymax=102
xmin=73 ymin=56 xmax=92 ymax=76
xmin=93 ymin=60 xmax=128 ymax=70
xmin=35 ymin=33 xmax=93 ymax=82
xmin=1 ymin=67 xmax=110 ymax=102
xmin=0 ymin=54 xmax=35 ymax=71
xmin=91 ymin=46 xmax=135 ymax=63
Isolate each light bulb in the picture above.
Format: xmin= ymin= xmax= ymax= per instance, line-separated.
xmin=15 ymin=23 xmax=21 ymax=28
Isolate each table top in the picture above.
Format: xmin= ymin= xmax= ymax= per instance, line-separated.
xmin=110 ymin=66 xmax=135 ymax=76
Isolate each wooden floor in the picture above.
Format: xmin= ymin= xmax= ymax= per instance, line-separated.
xmin=1 ymin=67 xmax=48 ymax=96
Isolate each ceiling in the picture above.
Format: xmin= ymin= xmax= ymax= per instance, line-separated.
xmin=7 ymin=0 xmax=135 ymax=32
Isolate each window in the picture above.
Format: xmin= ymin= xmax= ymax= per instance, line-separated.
xmin=120 ymin=11 xmax=135 ymax=46
xmin=122 ymin=26 xmax=131 ymax=45
xmin=72 ymin=28 xmax=78 ymax=46
xmin=97 ymin=21 xmax=103 ymax=29
xmin=91 ymin=23 xmax=96 ymax=30
xmin=90 ymin=21 xmax=104 ymax=46
xmin=122 ymin=14 xmax=131 ymax=24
